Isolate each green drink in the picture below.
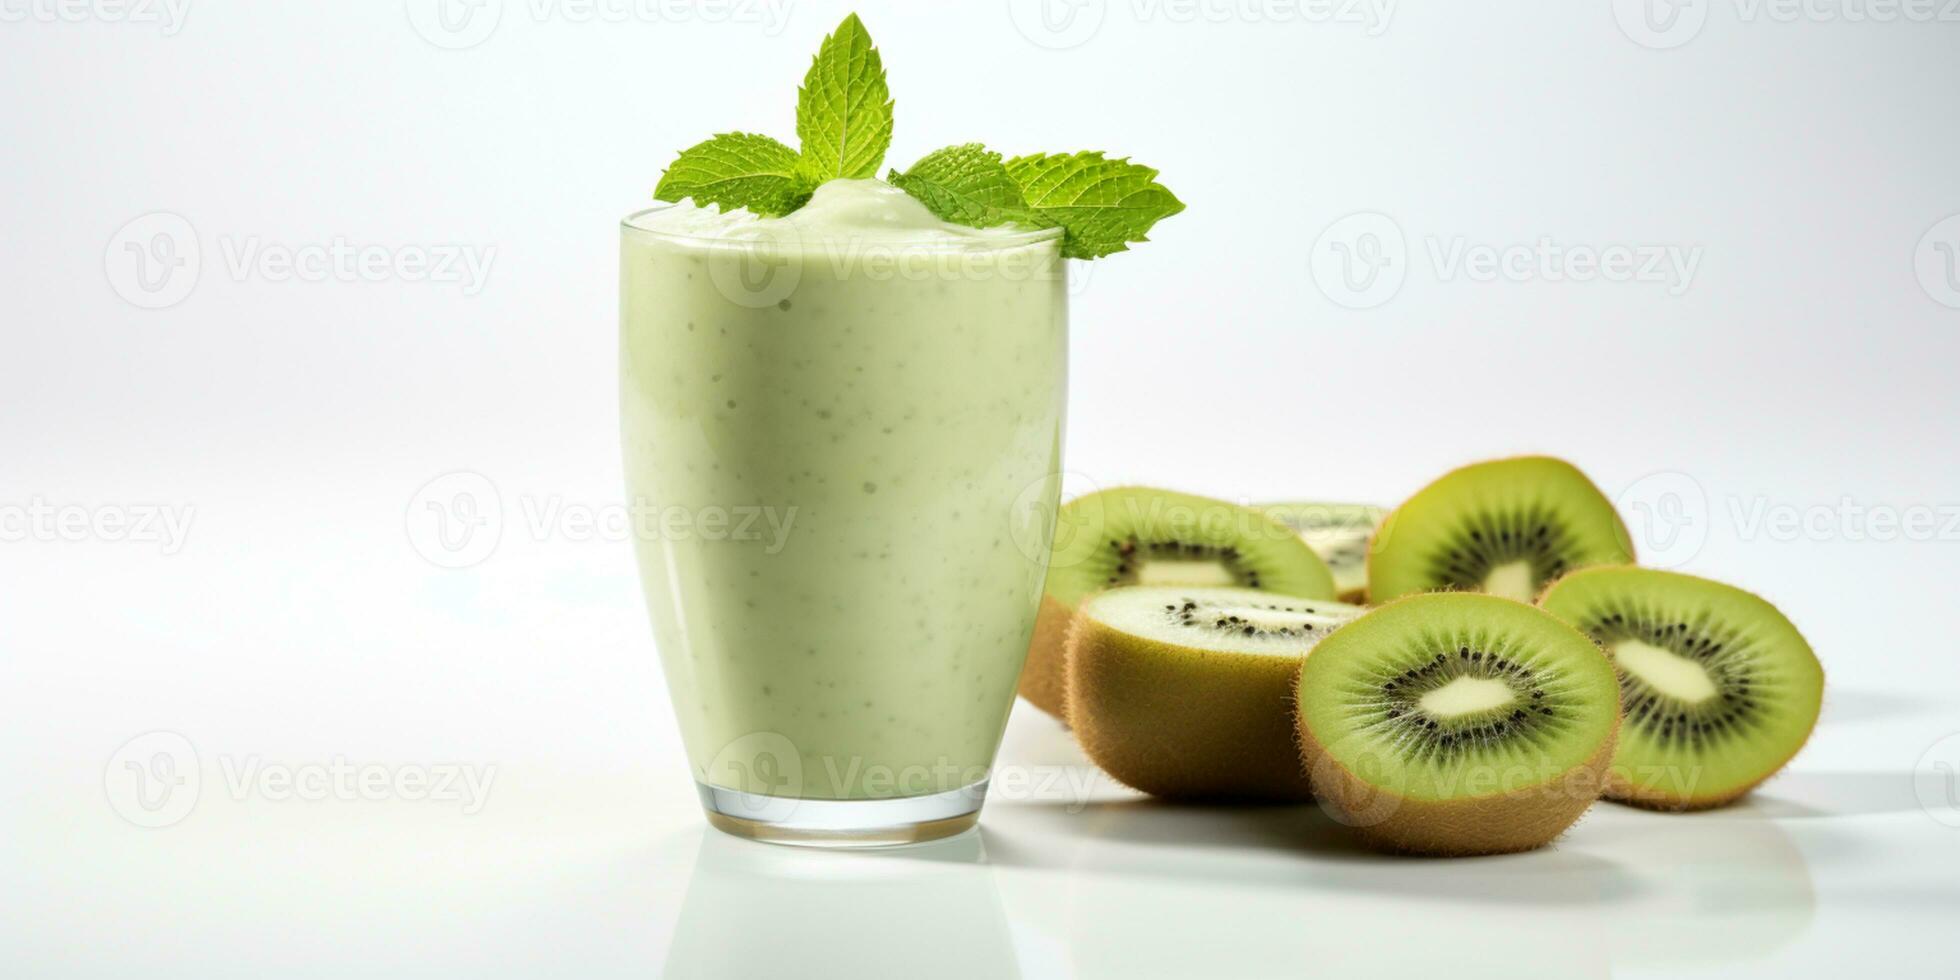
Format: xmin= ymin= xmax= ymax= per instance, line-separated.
xmin=623 ymin=14 xmax=1180 ymax=846
xmin=622 ymin=180 xmax=1067 ymax=844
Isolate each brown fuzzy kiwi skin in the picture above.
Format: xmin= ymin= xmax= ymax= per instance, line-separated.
xmin=1018 ymin=595 xmax=1077 ymax=721
xmin=1296 ymin=712 xmax=1618 ymax=855
xmin=1066 ymin=606 xmax=1315 ymax=801
xmin=1606 ymin=771 xmax=1754 ymax=812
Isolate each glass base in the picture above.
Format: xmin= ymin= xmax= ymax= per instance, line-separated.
xmin=696 ymin=779 xmax=988 ymax=848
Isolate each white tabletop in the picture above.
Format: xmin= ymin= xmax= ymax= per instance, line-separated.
xmin=4 ymin=497 xmax=1954 ymax=978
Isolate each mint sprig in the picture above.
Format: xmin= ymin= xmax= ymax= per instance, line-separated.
xmin=653 ymin=132 xmax=811 ymax=218
xmin=887 ymin=144 xmax=1029 ymax=230
xmin=652 ymin=14 xmax=1182 ymax=260
xmin=1003 ymin=152 xmax=1185 ymax=259
xmin=795 ymin=13 xmax=894 ymax=183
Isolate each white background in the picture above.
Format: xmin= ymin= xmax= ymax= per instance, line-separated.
xmin=3 ymin=1 xmax=1958 ymax=977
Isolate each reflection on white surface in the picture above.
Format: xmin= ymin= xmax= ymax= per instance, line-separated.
xmin=1 ymin=709 xmax=1954 ymax=979
xmin=664 ymin=830 xmax=1020 ymax=980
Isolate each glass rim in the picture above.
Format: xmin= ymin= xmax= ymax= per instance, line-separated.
xmin=620 ymin=203 xmax=1066 ymax=251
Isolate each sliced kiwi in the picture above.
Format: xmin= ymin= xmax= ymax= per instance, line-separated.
xmin=1259 ymin=502 xmax=1386 ymax=603
xmin=1539 ymin=567 xmax=1823 ymax=810
xmin=1294 ymin=593 xmax=1621 ymax=855
xmin=1018 ymin=487 xmax=1336 ymax=720
xmin=1067 ymin=586 xmax=1364 ymax=800
xmin=1368 ymin=456 xmax=1633 ymax=605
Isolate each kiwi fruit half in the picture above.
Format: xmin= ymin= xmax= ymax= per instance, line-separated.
xmin=1368 ymin=456 xmax=1633 ymax=605
xmin=1259 ymin=502 xmax=1387 ymax=603
xmin=1294 ymin=593 xmax=1621 ymax=855
xmin=1067 ymin=586 xmax=1364 ymax=800
xmin=1019 ymin=487 xmax=1336 ymax=720
xmin=1538 ymin=567 xmax=1823 ymax=810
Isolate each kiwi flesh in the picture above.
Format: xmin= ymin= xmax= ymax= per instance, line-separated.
xmin=1368 ymin=456 xmax=1634 ymax=605
xmin=1259 ymin=502 xmax=1387 ymax=603
xmin=1538 ymin=567 xmax=1823 ymax=810
xmin=1294 ymin=593 xmax=1621 ymax=855
xmin=1019 ymin=487 xmax=1337 ymax=720
xmin=1067 ymin=586 xmax=1364 ymax=800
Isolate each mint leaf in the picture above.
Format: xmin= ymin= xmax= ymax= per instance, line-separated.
xmin=888 ymin=144 xmax=1031 ymax=228
xmin=795 ymin=13 xmax=894 ymax=182
xmin=1004 ymin=152 xmax=1186 ymax=259
xmin=654 ymin=132 xmax=812 ymax=217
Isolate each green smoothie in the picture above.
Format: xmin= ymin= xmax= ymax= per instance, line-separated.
xmin=621 ymin=179 xmax=1068 ymax=800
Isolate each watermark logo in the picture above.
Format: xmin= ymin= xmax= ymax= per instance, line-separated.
xmin=1008 ymin=0 xmax=1108 ymax=48
xmin=706 ymin=731 xmax=804 ymax=822
xmin=105 ymin=212 xmax=200 ymax=309
xmin=1915 ymin=213 xmax=1960 ymax=310
xmin=0 ymin=0 xmax=190 ymax=34
xmin=406 ymin=0 xmax=504 ymax=49
xmin=104 ymin=731 xmax=497 ymax=826
xmin=1310 ymin=211 xmax=1703 ymax=307
xmin=1916 ymin=733 xmax=1960 ymax=828
xmin=1008 ymin=470 xmax=1101 ymax=566
xmin=706 ymin=224 xmax=805 ymax=310
xmin=1617 ymin=0 xmax=1960 ymax=48
xmin=405 ymin=473 xmax=801 ymax=568
xmin=1613 ymin=0 xmax=1708 ymax=49
xmin=407 ymin=471 xmax=503 ymax=568
xmin=1304 ymin=736 xmax=1404 ymax=828
xmin=702 ymin=731 xmax=1106 ymax=818
xmin=105 ymin=213 xmax=496 ymax=309
xmin=1615 ymin=471 xmax=1709 ymax=568
xmin=105 ymin=731 xmax=201 ymax=828
xmin=1310 ymin=212 xmax=1406 ymax=310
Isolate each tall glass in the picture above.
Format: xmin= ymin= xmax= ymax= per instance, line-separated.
xmin=620 ymin=208 xmax=1067 ymax=846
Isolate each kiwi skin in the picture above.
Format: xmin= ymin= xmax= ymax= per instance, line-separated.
xmin=1019 ymin=594 xmax=1076 ymax=723
xmin=1065 ymin=597 xmax=1338 ymax=801
xmin=1540 ymin=567 xmax=1824 ymax=812
xmin=1299 ymin=722 xmax=1617 ymax=856
xmin=1019 ymin=487 xmax=1335 ymax=722
xmin=1293 ymin=594 xmax=1621 ymax=856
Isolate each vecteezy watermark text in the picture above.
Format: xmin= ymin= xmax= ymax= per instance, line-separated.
xmin=0 ymin=498 xmax=194 ymax=554
xmin=405 ymin=0 xmax=793 ymax=50
xmin=0 ymin=0 xmax=190 ymax=34
xmin=1616 ymin=471 xmax=1960 ymax=568
xmin=1008 ymin=0 xmax=1395 ymax=50
xmin=105 ymin=731 xmax=496 ymax=828
xmin=1310 ymin=212 xmax=1703 ymax=309
xmin=405 ymin=471 xmax=800 ymax=569
xmin=105 ymin=212 xmax=495 ymax=309
xmin=1615 ymin=0 xmax=1960 ymax=50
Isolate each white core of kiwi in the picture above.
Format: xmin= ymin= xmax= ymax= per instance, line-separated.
xmin=1612 ymin=637 xmax=1720 ymax=704
xmin=1417 ymin=676 xmax=1519 ymax=718
xmin=1482 ymin=560 xmax=1537 ymax=602
xmin=1133 ymin=559 xmax=1238 ymax=588
xmin=1089 ymin=587 xmax=1357 ymax=656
